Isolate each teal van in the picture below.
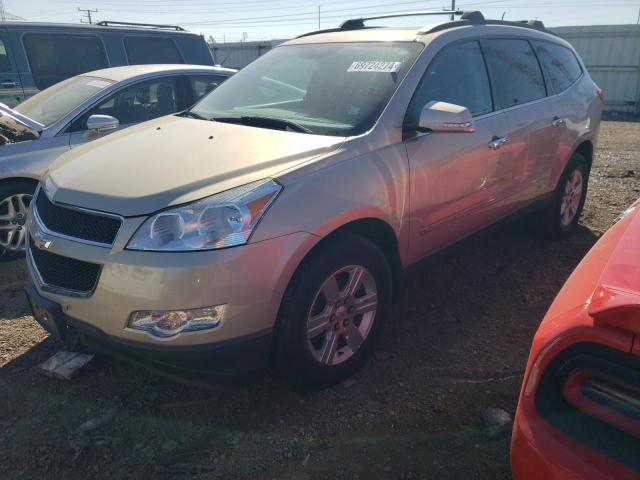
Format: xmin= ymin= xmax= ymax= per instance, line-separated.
xmin=0 ymin=21 xmax=214 ymax=106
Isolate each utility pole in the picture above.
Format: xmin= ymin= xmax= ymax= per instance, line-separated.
xmin=0 ymin=0 xmax=5 ymax=22
xmin=78 ymin=7 xmax=98 ymax=24
xmin=450 ymin=0 xmax=455 ymax=20
xmin=318 ymin=5 xmax=321 ymax=29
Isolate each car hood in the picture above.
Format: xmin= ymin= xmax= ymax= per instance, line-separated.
xmin=44 ymin=115 xmax=345 ymax=216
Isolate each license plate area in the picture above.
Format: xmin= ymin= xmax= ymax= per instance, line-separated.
xmin=24 ymin=284 xmax=67 ymax=341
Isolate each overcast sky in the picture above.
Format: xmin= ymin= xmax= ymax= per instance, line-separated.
xmin=5 ymin=0 xmax=640 ymax=42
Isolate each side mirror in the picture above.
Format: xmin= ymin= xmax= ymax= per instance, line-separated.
xmin=86 ymin=114 xmax=119 ymax=132
xmin=418 ymin=101 xmax=475 ymax=133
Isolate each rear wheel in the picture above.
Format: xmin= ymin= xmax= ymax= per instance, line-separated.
xmin=538 ymin=153 xmax=589 ymax=240
xmin=273 ymin=232 xmax=392 ymax=388
xmin=0 ymin=180 xmax=36 ymax=260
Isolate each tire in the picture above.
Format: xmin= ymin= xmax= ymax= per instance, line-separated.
xmin=0 ymin=180 xmax=36 ymax=261
xmin=537 ymin=153 xmax=589 ymax=240
xmin=273 ymin=232 xmax=392 ymax=388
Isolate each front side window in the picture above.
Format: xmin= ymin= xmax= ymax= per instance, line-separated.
xmin=405 ymin=40 xmax=493 ymax=129
xmin=190 ymin=74 xmax=230 ymax=103
xmin=71 ymin=77 xmax=180 ymax=131
xmin=125 ymin=37 xmax=183 ymax=65
xmin=482 ymin=39 xmax=547 ymax=109
xmin=23 ymin=34 xmax=108 ymax=90
xmin=191 ymin=42 xmax=423 ymax=136
xmin=534 ymin=41 xmax=582 ymax=94
xmin=15 ymin=75 xmax=114 ymax=127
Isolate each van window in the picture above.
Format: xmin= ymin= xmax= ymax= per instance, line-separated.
xmin=23 ymin=34 xmax=108 ymax=90
xmin=125 ymin=37 xmax=183 ymax=65
xmin=482 ymin=39 xmax=547 ymax=109
xmin=406 ymin=40 xmax=493 ymax=128
xmin=0 ymin=38 xmax=11 ymax=72
xmin=71 ymin=77 xmax=180 ymax=131
xmin=190 ymin=74 xmax=229 ymax=102
xmin=533 ymin=41 xmax=582 ymax=94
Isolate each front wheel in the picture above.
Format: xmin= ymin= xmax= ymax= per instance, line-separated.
xmin=273 ymin=232 xmax=392 ymax=388
xmin=0 ymin=180 xmax=36 ymax=260
xmin=538 ymin=153 xmax=589 ymax=240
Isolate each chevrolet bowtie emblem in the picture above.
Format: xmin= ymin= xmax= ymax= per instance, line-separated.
xmin=33 ymin=228 xmax=53 ymax=250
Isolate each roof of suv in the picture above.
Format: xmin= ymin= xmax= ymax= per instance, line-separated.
xmin=82 ymin=64 xmax=237 ymax=82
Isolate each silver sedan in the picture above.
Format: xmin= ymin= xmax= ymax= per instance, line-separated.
xmin=0 ymin=63 xmax=235 ymax=259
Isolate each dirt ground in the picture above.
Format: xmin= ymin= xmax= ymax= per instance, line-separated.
xmin=1 ymin=121 xmax=639 ymax=480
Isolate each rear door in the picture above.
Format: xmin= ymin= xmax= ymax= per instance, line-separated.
xmin=481 ymin=38 xmax=562 ymax=209
xmin=404 ymin=40 xmax=512 ymax=261
xmin=0 ymin=29 xmax=25 ymax=106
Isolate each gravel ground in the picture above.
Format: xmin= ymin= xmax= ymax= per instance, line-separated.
xmin=1 ymin=121 xmax=639 ymax=480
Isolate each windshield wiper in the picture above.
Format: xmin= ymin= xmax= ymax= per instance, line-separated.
xmin=213 ymin=115 xmax=312 ymax=134
xmin=180 ymin=110 xmax=209 ymax=120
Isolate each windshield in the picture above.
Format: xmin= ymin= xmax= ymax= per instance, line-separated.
xmin=15 ymin=75 xmax=114 ymax=127
xmin=191 ymin=42 xmax=423 ymax=136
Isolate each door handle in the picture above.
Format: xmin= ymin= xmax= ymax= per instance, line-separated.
xmin=551 ymin=116 xmax=566 ymax=127
xmin=0 ymin=80 xmax=18 ymax=89
xmin=488 ymin=136 xmax=508 ymax=150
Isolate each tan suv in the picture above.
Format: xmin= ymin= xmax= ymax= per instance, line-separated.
xmin=25 ymin=11 xmax=602 ymax=386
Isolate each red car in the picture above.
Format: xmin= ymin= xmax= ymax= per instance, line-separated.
xmin=511 ymin=199 xmax=640 ymax=479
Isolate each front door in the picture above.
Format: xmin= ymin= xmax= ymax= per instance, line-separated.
xmin=404 ymin=40 xmax=512 ymax=262
xmin=68 ymin=76 xmax=184 ymax=148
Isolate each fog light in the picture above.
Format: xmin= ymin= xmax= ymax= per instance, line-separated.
xmin=128 ymin=305 xmax=225 ymax=337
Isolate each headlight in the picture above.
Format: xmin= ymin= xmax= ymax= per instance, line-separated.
xmin=127 ymin=179 xmax=281 ymax=251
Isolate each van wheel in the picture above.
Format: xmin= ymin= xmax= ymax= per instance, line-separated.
xmin=0 ymin=180 xmax=36 ymax=260
xmin=538 ymin=153 xmax=589 ymax=240
xmin=273 ymin=232 xmax=392 ymax=388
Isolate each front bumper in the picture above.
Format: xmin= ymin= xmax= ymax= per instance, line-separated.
xmin=25 ymin=283 xmax=272 ymax=380
xmin=26 ymin=210 xmax=319 ymax=375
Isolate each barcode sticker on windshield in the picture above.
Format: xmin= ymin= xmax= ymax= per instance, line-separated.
xmin=86 ymin=80 xmax=111 ymax=89
xmin=347 ymin=61 xmax=402 ymax=73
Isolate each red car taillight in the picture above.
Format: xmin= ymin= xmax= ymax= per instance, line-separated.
xmin=534 ymin=343 xmax=640 ymax=472
xmin=564 ymin=371 xmax=640 ymax=438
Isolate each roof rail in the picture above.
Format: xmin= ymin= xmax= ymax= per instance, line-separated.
xmin=339 ymin=10 xmax=464 ymax=30
xmin=95 ymin=20 xmax=186 ymax=31
xmin=296 ymin=9 xmax=467 ymax=38
xmin=421 ymin=17 xmax=555 ymax=36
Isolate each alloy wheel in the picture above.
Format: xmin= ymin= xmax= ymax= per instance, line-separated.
xmin=0 ymin=193 xmax=32 ymax=252
xmin=306 ymin=265 xmax=378 ymax=366
xmin=560 ymin=169 xmax=583 ymax=227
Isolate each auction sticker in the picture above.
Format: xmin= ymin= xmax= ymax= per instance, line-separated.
xmin=348 ymin=61 xmax=402 ymax=73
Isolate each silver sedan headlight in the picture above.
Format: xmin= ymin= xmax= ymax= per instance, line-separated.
xmin=127 ymin=179 xmax=281 ymax=251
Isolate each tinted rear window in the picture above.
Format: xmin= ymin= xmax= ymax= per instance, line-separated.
xmin=534 ymin=41 xmax=582 ymax=94
xmin=124 ymin=37 xmax=183 ymax=65
xmin=482 ymin=39 xmax=547 ymax=109
xmin=23 ymin=34 xmax=108 ymax=90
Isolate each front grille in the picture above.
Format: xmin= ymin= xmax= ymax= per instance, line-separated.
xmin=29 ymin=237 xmax=102 ymax=294
xmin=35 ymin=191 xmax=121 ymax=245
